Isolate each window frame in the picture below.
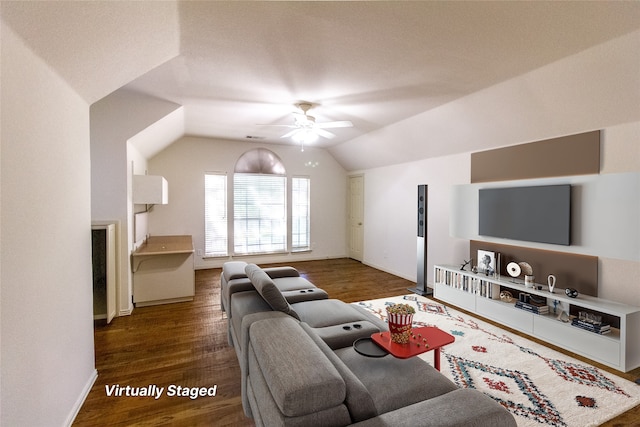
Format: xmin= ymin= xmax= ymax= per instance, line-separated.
xmin=291 ymin=175 xmax=311 ymax=252
xmin=204 ymin=172 xmax=229 ymax=257
xmin=203 ymin=168 xmax=312 ymax=257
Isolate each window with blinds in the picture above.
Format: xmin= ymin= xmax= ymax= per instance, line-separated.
xmin=204 ymin=173 xmax=228 ymax=256
xmin=234 ymin=173 xmax=287 ymax=255
xmin=204 ymin=166 xmax=311 ymax=257
xmin=292 ymin=177 xmax=310 ymax=252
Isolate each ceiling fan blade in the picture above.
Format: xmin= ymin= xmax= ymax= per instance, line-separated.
xmin=315 ymin=128 xmax=336 ymax=139
xmin=315 ymin=120 xmax=353 ymax=129
xmin=281 ymin=128 xmax=303 ymax=139
xmin=257 ymin=124 xmax=297 ymax=128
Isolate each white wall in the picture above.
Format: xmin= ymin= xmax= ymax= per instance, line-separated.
xmin=1 ymin=24 xmax=96 ymax=426
xmin=598 ymin=122 xmax=640 ymax=306
xmin=90 ymin=90 xmax=181 ymax=315
xmin=357 ymin=153 xmax=470 ymax=281
xmin=147 ymin=136 xmax=348 ymax=268
xmin=127 ymin=141 xmax=149 ymax=253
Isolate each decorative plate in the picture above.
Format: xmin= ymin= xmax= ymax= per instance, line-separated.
xmin=507 ymin=262 xmax=521 ymax=278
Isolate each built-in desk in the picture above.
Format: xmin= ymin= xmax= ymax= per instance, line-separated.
xmin=132 ymin=235 xmax=195 ymax=307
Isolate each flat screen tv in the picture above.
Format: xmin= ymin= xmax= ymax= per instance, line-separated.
xmin=478 ymin=184 xmax=571 ymax=245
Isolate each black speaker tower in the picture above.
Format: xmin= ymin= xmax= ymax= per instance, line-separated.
xmin=408 ymin=185 xmax=432 ymax=296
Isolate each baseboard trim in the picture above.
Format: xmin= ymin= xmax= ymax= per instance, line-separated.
xmin=362 ymin=260 xmax=414 ymax=283
xmin=65 ymin=368 xmax=98 ymax=427
xmin=194 ymin=254 xmax=349 ymax=270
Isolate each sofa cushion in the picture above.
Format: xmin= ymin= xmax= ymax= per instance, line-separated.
xmin=291 ymin=299 xmax=386 ymax=349
xmin=312 ymin=321 xmax=382 ymax=350
xmin=273 ymin=276 xmax=329 ymax=304
xmin=292 ymin=299 xmax=373 ymax=328
xmin=351 ymin=388 xmax=517 ymax=427
xmin=249 ymin=317 xmax=347 ymax=417
xmin=334 ymin=345 xmax=458 ymax=415
xmin=245 ymin=264 xmax=299 ymax=320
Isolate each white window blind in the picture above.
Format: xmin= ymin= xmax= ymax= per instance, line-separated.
xmin=234 ymin=174 xmax=286 ymax=255
xmin=204 ymin=173 xmax=228 ymax=256
xmin=292 ymin=177 xmax=310 ymax=251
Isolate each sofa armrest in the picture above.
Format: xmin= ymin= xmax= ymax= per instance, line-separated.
xmin=350 ymin=303 xmax=389 ymax=332
xmin=263 ymin=266 xmax=300 ymax=279
xmin=221 ymin=277 xmax=253 ymax=314
xmin=351 ymin=388 xmax=517 ymax=427
xmin=281 ymin=288 xmax=329 ymax=304
xmin=222 ymin=261 xmax=249 ymax=281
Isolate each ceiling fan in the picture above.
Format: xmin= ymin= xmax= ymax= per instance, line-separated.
xmin=262 ymin=102 xmax=353 ymax=150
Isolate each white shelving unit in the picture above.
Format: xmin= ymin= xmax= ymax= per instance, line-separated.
xmin=434 ymin=264 xmax=640 ymax=372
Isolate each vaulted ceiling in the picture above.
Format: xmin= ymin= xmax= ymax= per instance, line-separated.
xmin=3 ymin=1 xmax=640 ymax=164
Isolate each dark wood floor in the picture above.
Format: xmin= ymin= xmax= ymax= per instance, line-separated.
xmin=74 ymin=258 xmax=639 ymax=426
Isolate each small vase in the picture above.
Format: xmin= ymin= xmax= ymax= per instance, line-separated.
xmin=524 ymin=275 xmax=535 ymax=288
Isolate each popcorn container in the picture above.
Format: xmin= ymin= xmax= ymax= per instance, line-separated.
xmin=386 ymin=309 xmax=414 ymax=344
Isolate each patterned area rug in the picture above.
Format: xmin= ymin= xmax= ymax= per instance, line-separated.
xmin=354 ymin=294 xmax=640 ymax=427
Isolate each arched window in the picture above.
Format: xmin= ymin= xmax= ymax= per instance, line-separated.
xmin=234 ymin=148 xmax=286 ymax=175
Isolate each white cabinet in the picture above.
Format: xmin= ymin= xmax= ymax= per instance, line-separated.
xmin=132 ymin=235 xmax=194 ymax=307
xmin=476 ymin=297 xmax=533 ymax=333
xmin=433 ymin=264 xmax=640 ymax=372
xmin=133 ymin=175 xmax=168 ymax=205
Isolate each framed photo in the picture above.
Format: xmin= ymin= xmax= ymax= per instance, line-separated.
xmin=477 ymin=250 xmax=496 ymax=275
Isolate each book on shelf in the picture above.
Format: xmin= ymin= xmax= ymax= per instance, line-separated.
xmin=515 ymin=301 xmax=549 ymax=314
xmin=436 ymin=267 xmax=501 ymax=299
xmin=571 ymin=318 xmax=611 ymax=334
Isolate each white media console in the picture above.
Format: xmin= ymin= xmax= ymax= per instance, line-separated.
xmin=433 ymin=264 xmax=640 ymax=372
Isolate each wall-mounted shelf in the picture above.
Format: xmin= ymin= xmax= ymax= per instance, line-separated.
xmin=433 ymin=264 xmax=640 ymax=372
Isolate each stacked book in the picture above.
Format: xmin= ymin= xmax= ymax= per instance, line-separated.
xmin=515 ymin=300 xmax=549 ymax=315
xmin=571 ymin=318 xmax=611 ymax=335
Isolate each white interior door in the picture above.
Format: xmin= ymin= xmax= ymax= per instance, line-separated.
xmin=348 ymin=175 xmax=364 ymax=261
xmin=92 ymin=223 xmax=117 ymax=324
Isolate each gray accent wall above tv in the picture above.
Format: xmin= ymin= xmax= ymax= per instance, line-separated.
xmin=471 ymin=131 xmax=600 ymax=183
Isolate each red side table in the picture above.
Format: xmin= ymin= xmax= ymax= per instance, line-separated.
xmin=371 ymin=326 xmax=455 ymax=371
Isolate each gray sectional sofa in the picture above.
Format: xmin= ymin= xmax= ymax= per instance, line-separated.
xmin=221 ymin=261 xmax=516 ymax=427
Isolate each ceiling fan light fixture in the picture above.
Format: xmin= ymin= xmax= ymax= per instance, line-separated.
xmin=292 ymin=128 xmax=319 ymax=145
xmin=260 ymin=101 xmax=352 ymax=150
xmin=294 ymin=114 xmax=315 ymax=127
